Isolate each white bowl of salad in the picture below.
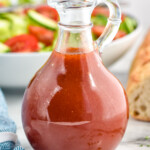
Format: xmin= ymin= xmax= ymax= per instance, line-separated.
xmin=0 ymin=6 xmax=141 ymax=87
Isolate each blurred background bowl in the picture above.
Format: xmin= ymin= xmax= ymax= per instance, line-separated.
xmin=0 ymin=17 xmax=141 ymax=88
xmin=102 ymin=19 xmax=142 ymax=66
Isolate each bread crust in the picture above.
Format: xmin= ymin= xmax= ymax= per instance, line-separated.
xmin=127 ymin=30 xmax=150 ymax=121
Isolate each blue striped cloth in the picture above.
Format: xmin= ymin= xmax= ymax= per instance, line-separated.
xmin=0 ymin=89 xmax=24 ymax=150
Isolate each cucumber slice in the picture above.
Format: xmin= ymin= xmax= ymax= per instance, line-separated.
xmin=28 ymin=10 xmax=58 ymax=31
xmin=91 ymin=15 xmax=107 ymax=26
xmin=0 ymin=13 xmax=28 ymax=36
xmin=0 ymin=20 xmax=11 ymax=42
xmin=19 ymin=0 xmax=35 ymax=4
xmin=0 ymin=43 xmax=10 ymax=53
xmin=119 ymin=22 xmax=128 ymax=33
xmin=39 ymin=46 xmax=53 ymax=52
xmin=38 ymin=42 xmax=45 ymax=49
xmin=124 ymin=17 xmax=137 ymax=33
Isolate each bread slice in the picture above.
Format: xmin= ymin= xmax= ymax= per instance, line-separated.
xmin=127 ymin=30 xmax=150 ymax=121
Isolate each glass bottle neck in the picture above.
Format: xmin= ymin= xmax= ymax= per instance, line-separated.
xmin=55 ymin=24 xmax=94 ymax=54
xmin=59 ymin=7 xmax=93 ymax=26
xmin=48 ymin=1 xmax=95 ymax=26
xmin=49 ymin=2 xmax=96 ymax=54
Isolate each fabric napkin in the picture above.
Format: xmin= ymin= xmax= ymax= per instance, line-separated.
xmin=0 ymin=89 xmax=24 ymax=150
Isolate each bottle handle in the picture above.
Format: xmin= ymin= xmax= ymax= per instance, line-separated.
xmin=95 ymin=0 xmax=121 ymax=52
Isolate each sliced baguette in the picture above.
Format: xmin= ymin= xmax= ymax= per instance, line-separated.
xmin=127 ymin=30 xmax=150 ymax=121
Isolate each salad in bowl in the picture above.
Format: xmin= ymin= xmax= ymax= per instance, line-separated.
xmin=0 ymin=5 xmax=137 ymax=53
xmin=0 ymin=5 xmax=141 ymax=87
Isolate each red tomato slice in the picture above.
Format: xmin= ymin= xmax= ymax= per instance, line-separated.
xmin=92 ymin=26 xmax=105 ymax=37
xmin=114 ymin=30 xmax=126 ymax=40
xmin=92 ymin=7 xmax=125 ymax=21
xmin=36 ymin=5 xmax=59 ymax=22
xmin=92 ymin=25 xmax=126 ymax=40
xmin=5 ymin=34 xmax=39 ymax=53
xmin=121 ymin=14 xmax=126 ymax=22
xmin=28 ymin=26 xmax=54 ymax=46
xmin=23 ymin=8 xmax=31 ymax=14
xmin=92 ymin=7 xmax=109 ymax=17
xmin=0 ymin=2 xmax=4 ymax=7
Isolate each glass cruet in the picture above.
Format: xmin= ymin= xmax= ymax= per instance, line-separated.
xmin=22 ymin=0 xmax=129 ymax=150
